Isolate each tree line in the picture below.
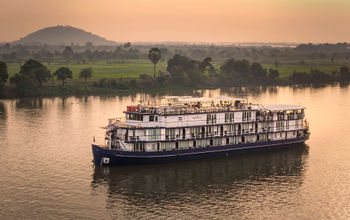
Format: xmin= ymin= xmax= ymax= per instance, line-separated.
xmin=94 ymin=48 xmax=350 ymax=89
xmin=0 ymin=59 xmax=93 ymax=97
xmin=154 ymin=54 xmax=349 ymax=87
xmin=1 ymin=47 xmax=350 ymax=98
xmin=2 ymin=42 xmax=350 ymax=65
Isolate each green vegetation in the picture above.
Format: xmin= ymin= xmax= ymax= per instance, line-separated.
xmin=79 ymin=68 xmax=92 ymax=83
xmin=0 ymin=61 xmax=8 ymax=83
xmin=1 ymin=42 xmax=350 ymax=98
xmin=262 ymin=64 xmax=342 ymax=78
xmin=54 ymin=67 xmax=72 ymax=85
xmin=1 ymin=56 xmax=349 ymax=98
xmin=0 ymin=61 xmax=8 ymax=93
xmin=4 ymin=60 xmax=343 ymax=81
xmin=148 ymin=48 xmax=162 ymax=78
xmin=6 ymin=60 xmax=168 ymax=80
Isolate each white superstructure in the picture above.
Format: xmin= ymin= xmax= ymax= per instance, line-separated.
xmin=105 ymin=96 xmax=309 ymax=152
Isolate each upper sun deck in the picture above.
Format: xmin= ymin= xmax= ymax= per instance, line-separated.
xmin=124 ymin=96 xmax=305 ymax=116
xmin=125 ymin=96 xmax=249 ymax=116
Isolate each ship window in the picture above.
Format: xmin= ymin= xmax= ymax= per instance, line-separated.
xmin=149 ymin=129 xmax=160 ymax=141
xmin=218 ymin=138 xmax=222 ymax=145
xmin=134 ymin=143 xmax=145 ymax=152
xmin=179 ymin=117 xmax=182 ymax=121
xmin=242 ymin=111 xmax=251 ymax=121
xmin=207 ymin=114 xmax=217 ymax=124
xmin=225 ymin=113 xmax=234 ymax=123
xmin=150 ymin=115 xmax=155 ymax=121
xmin=179 ymin=141 xmax=189 ymax=149
xmin=128 ymin=114 xmax=143 ymax=121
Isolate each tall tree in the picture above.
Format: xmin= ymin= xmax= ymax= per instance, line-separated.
xmin=167 ymin=54 xmax=202 ymax=86
xmin=0 ymin=61 xmax=9 ymax=83
xmin=219 ymin=58 xmax=251 ymax=86
xmin=54 ymin=67 xmax=73 ymax=85
xmin=30 ymin=66 xmax=51 ymax=87
xmin=148 ymin=48 xmax=161 ymax=78
xmin=19 ymin=59 xmax=51 ymax=87
xmin=79 ymin=68 xmax=92 ymax=83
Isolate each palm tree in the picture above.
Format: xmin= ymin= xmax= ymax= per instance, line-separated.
xmin=148 ymin=48 xmax=161 ymax=78
xmin=79 ymin=68 xmax=92 ymax=83
xmin=54 ymin=67 xmax=72 ymax=85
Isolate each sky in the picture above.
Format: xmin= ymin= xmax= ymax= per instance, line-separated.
xmin=0 ymin=0 xmax=350 ymax=43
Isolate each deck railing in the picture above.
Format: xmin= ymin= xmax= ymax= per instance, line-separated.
xmin=129 ymin=105 xmax=250 ymax=116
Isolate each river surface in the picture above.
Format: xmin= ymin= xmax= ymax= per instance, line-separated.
xmin=1 ymin=86 xmax=350 ymax=219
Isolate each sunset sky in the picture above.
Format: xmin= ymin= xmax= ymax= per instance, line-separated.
xmin=1 ymin=0 xmax=350 ymax=43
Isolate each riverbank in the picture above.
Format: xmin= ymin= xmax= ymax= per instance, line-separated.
xmin=1 ymin=81 xmax=348 ymax=99
xmin=3 ymin=55 xmax=350 ymax=99
xmin=0 ymin=83 xmax=213 ymax=99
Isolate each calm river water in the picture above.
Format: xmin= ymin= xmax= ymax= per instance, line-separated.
xmin=1 ymin=86 xmax=350 ymax=219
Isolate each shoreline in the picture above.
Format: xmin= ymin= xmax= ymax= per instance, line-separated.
xmin=1 ymin=82 xmax=347 ymax=100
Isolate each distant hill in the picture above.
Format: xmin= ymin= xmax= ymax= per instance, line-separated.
xmin=13 ymin=25 xmax=116 ymax=46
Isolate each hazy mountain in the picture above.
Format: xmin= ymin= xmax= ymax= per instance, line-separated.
xmin=13 ymin=25 xmax=116 ymax=45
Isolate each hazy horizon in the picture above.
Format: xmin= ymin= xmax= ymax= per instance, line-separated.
xmin=1 ymin=0 xmax=350 ymax=44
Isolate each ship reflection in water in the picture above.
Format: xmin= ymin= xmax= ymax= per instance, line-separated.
xmin=91 ymin=144 xmax=309 ymax=219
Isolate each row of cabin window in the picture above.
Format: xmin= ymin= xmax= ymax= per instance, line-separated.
xmin=152 ymin=136 xmax=259 ymax=151
xmin=160 ymin=122 xmax=300 ymax=141
xmin=135 ymin=131 xmax=301 ymax=152
xmin=127 ymin=114 xmax=158 ymax=122
xmin=129 ymin=120 xmax=301 ymax=138
xmin=127 ymin=114 xmax=143 ymax=121
xmin=128 ymin=111 xmax=299 ymax=124
xmin=210 ymin=112 xmax=252 ymax=124
xmin=277 ymin=110 xmax=304 ymax=120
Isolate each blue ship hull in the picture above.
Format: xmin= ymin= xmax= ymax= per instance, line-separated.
xmin=92 ymin=136 xmax=309 ymax=166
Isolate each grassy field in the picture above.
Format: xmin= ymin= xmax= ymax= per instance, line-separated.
xmin=6 ymin=59 xmax=344 ymax=81
xmin=7 ymin=59 xmax=168 ymax=80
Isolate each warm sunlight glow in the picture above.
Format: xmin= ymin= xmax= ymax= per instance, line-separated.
xmin=1 ymin=0 xmax=350 ymax=43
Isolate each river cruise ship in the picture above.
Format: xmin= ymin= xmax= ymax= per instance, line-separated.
xmin=92 ymin=96 xmax=310 ymax=166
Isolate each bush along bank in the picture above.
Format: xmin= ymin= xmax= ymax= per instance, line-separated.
xmin=1 ymin=56 xmax=350 ymax=98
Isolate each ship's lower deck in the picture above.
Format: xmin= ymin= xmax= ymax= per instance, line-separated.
xmin=92 ymin=135 xmax=309 ymax=166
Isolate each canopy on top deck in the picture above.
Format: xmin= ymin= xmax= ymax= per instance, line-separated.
xmin=259 ymin=104 xmax=305 ymax=111
xmin=159 ymin=96 xmax=244 ymax=104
